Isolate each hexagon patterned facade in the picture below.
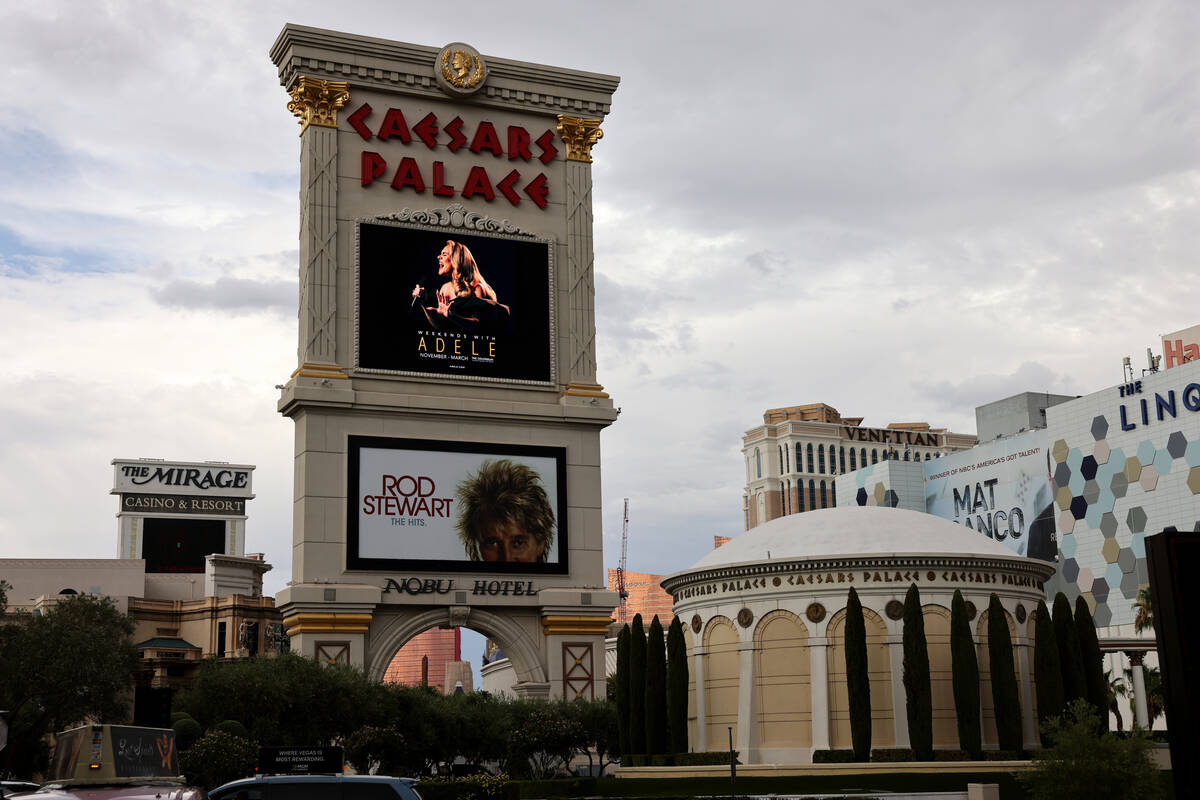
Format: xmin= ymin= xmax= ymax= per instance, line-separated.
xmin=1044 ymin=358 xmax=1200 ymax=628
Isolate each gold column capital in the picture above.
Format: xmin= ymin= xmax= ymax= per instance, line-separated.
xmin=288 ymin=76 xmax=351 ymax=133
xmin=556 ymin=115 xmax=604 ymax=163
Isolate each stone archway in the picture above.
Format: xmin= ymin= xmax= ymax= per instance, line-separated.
xmin=366 ymin=606 xmax=549 ymax=695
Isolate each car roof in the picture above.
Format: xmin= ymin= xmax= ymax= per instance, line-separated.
xmin=216 ymin=775 xmax=417 ymax=788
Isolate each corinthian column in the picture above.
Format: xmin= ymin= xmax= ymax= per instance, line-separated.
xmin=288 ymin=76 xmax=351 ymax=381
xmin=556 ymin=115 xmax=609 ymax=403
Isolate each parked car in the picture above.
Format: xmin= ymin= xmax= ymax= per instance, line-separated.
xmin=209 ymin=774 xmax=422 ymax=800
xmin=16 ymin=724 xmax=203 ymax=800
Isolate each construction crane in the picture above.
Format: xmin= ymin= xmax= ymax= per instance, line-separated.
xmin=616 ymin=498 xmax=630 ymax=623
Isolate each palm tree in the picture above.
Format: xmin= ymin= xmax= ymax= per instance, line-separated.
xmin=1132 ymin=587 xmax=1154 ymax=634
xmin=1105 ymin=668 xmax=1127 ymax=732
xmin=1124 ymin=663 xmax=1166 ymax=728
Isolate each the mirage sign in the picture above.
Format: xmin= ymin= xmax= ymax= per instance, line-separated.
xmin=112 ymin=459 xmax=255 ymax=498
xmin=923 ymin=430 xmax=1056 ymax=561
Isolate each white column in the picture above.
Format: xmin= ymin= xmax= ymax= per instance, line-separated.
xmin=809 ymin=637 xmax=830 ymax=751
xmin=736 ymin=641 xmax=757 ymax=761
xmin=693 ymin=647 xmax=708 ymax=752
xmin=1128 ymin=652 xmax=1149 ymax=728
xmin=888 ymin=635 xmax=910 ymax=747
xmin=1016 ymin=640 xmax=1036 ymax=748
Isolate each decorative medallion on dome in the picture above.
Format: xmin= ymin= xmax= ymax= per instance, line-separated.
xmin=691 ymin=614 xmax=702 ymax=634
xmin=806 ymin=603 xmax=826 ymax=623
xmin=435 ymin=42 xmax=487 ymax=96
xmin=737 ymin=608 xmax=754 ymax=628
xmin=1015 ymin=603 xmax=1027 ymax=624
xmin=885 ymin=600 xmax=905 ymax=620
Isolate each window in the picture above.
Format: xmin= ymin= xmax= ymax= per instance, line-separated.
xmin=808 ymin=480 xmax=816 ymax=509
xmin=861 ymin=447 xmax=867 ymax=467
xmin=807 ymin=443 xmax=814 ymax=473
xmin=850 ymin=448 xmax=857 ymax=471
xmin=831 ymin=482 xmax=837 ymax=506
xmin=784 ymin=443 xmax=790 ymax=473
xmin=839 ymin=447 xmax=846 ymax=473
xmin=820 ymin=480 xmax=827 ymax=508
xmin=818 ymin=444 xmax=825 ymax=473
xmin=871 ymin=448 xmax=878 ymax=464
xmin=798 ymin=482 xmax=805 ymax=512
xmin=218 ymin=621 xmax=227 ymax=658
xmin=903 ymin=450 xmax=910 ymax=461
xmin=755 ymin=448 xmax=761 ymax=478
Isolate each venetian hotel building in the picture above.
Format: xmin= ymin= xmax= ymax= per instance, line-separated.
xmin=743 ymin=403 xmax=976 ymax=529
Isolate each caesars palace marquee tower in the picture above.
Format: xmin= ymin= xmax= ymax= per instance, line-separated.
xmin=269 ymin=25 xmax=620 ymax=699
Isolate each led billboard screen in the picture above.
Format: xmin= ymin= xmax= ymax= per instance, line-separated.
xmin=356 ymin=221 xmax=553 ymax=384
xmin=924 ymin=429 xmax=1057 ymax=560
xmin=347 ymin=436 xmax=568 ymax=574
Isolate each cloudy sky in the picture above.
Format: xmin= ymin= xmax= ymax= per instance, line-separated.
xmin=2 ymin=1 xmax=1198 ymax=654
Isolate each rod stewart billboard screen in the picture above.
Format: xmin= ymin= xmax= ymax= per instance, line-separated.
xmin=347 ymin=436 xmax=568 ymax=574
xmin=356 ymin=220 xmax=554 ymax=383
xmin=923 ymin=429 xmax=1057 ymax=561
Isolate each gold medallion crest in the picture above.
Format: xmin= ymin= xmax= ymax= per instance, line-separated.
xmin=435 ymin=43 xmax=487 ymax=96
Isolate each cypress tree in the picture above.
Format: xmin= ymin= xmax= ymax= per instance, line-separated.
xmin=844 ymin=587 xmax=872 ymax=762
xmin=987 ymin=593 xmax=1023 ymax=753
xmin=1074 ymin=596 xmax=1107 ymax=725
xmin=645 ymin=615 xmax=668 ymax=756
xmin=628 ymin=613 xmax=647 ymax=755
xmin=949 ymin=590 xmax=981 ymax=757
xmin=666 ymin=616 xmax=690 ymax=755
xmin=616 ymin=624 xmax=631 ymax=758
xmin=1032 ymin=600 xmax=1065 ymax=742
xmin=1052 ymin=592 xmax=1087 ymax=703
xmin=902 ymin=583 xmax=933 ymax=760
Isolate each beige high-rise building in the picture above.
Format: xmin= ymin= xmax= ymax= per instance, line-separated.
xmin=742 ymin=403 xmax=975 ymax=530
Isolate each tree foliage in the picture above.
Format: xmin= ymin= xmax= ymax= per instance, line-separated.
xmin=628 ymin=614 xmax=647 ymax=755
xmin=1132 ymin=587 xmax=1153 ymax=634
xmin=1052 ymin=592 xmax=1087 ymax=704
xmin=949 ymin=590 xmax=981 ymax=757
xmin=179 ymin=731 xmax=258 ymax=791
xmin=666 ymin=616 xmax=689 ymax=756
xmin=844 ymin=587 xmax=871 ymax=762
xmin=1033 ymin=600 xmax=1065 ymax=742
xmin=644 ymin=615 xmax=668 ymax=756
xmin=615 ymin=624 xmax=631 ymax=758
xmin=1017 ymin=699 xmax=1165 ymax=800
xmin=901 ymin=584 xmax=933 ymax=760
xmin=1074 ymin=596 xmax=1107 ymax=725
xmin=987 ymin=593 xmax=1023 ymax=753
xmin=0 ymin=594 xmax=139 ymax=779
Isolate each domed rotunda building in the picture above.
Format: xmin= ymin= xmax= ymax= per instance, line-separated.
xmin=662 ymin=506 xmax=1056 ymax=764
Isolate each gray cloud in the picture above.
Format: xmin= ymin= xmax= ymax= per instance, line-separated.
xmin=151 ymin=277 xmax=294 ymax=314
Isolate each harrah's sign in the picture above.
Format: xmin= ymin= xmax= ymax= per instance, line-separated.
xmin=347 ymin=102 xmax=557 ymax=208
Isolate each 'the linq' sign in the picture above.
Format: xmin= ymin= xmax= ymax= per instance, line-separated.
xmin=347 ymin=436 xmax=568 ymax=575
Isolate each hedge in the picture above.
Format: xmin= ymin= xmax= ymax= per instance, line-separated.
xmin=812 ymin=749 xmax=856 ymax=763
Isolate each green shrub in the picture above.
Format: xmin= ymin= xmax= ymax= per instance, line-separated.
xmin=987 ymin=593 xmax=1024 ymax=752
xmin=417 ymin=773 xmax=512 ymax=800
xmin=629 ymin=615 xmax=647 ymax=755
xmin=178 ymin=730 xmax=257 ymax=790
xmin=1074 ymin=596 xmax=1107 ymax=725
xmin=1033 ymin=599 xmax=1065 ymax=743
xmin=629 ymin=754 xmax=647 ymax=767
xmin=870 ymin=747 xmax=915 ymax=762
xmin=666 ymin=616 xmax=689 ymax=756
xmin=213 ymin=719 xmax=249 ymax=740
xmin=845 ymin=587 xmax=871 ymax=762
xmin=649 ymin=754 xmax=673 ymax=766
xmin=949 ymin=590 xmax=981 ymax=758
xmin=170 ymin=711 xmax=193 ymax=725
xmin=616 ymin=625 xmax=631 ymax=758
xmin=902 ymin=584 xmax=933 ymax=760
xmin=1018 ymin=699 xmax=1164 ymax=800
xmin=172 ymin=716 xmax=202 ymax=751
xmin=932 ymin=749 xmax=971 ymax=761
xmin=984 ymin=750 xmax=1022 ymax=761
xmin=645 ymin=615 xmax=668 ymax=756
xmin=811 ymin=749 xmax=856 ymax=763
xmin=1052 ymin=593 xmax=1087 ymax=704
xmin=671 ymin=751 xmax=738 ymax=766
xmin=345 ymin=725 xmax=407 ymax=776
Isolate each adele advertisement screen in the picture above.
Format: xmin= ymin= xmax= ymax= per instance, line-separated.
xmin=347 ymin=436 xmax=568 ymax=574
xmin=356 ymin=221 xmax=553 ymax=383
